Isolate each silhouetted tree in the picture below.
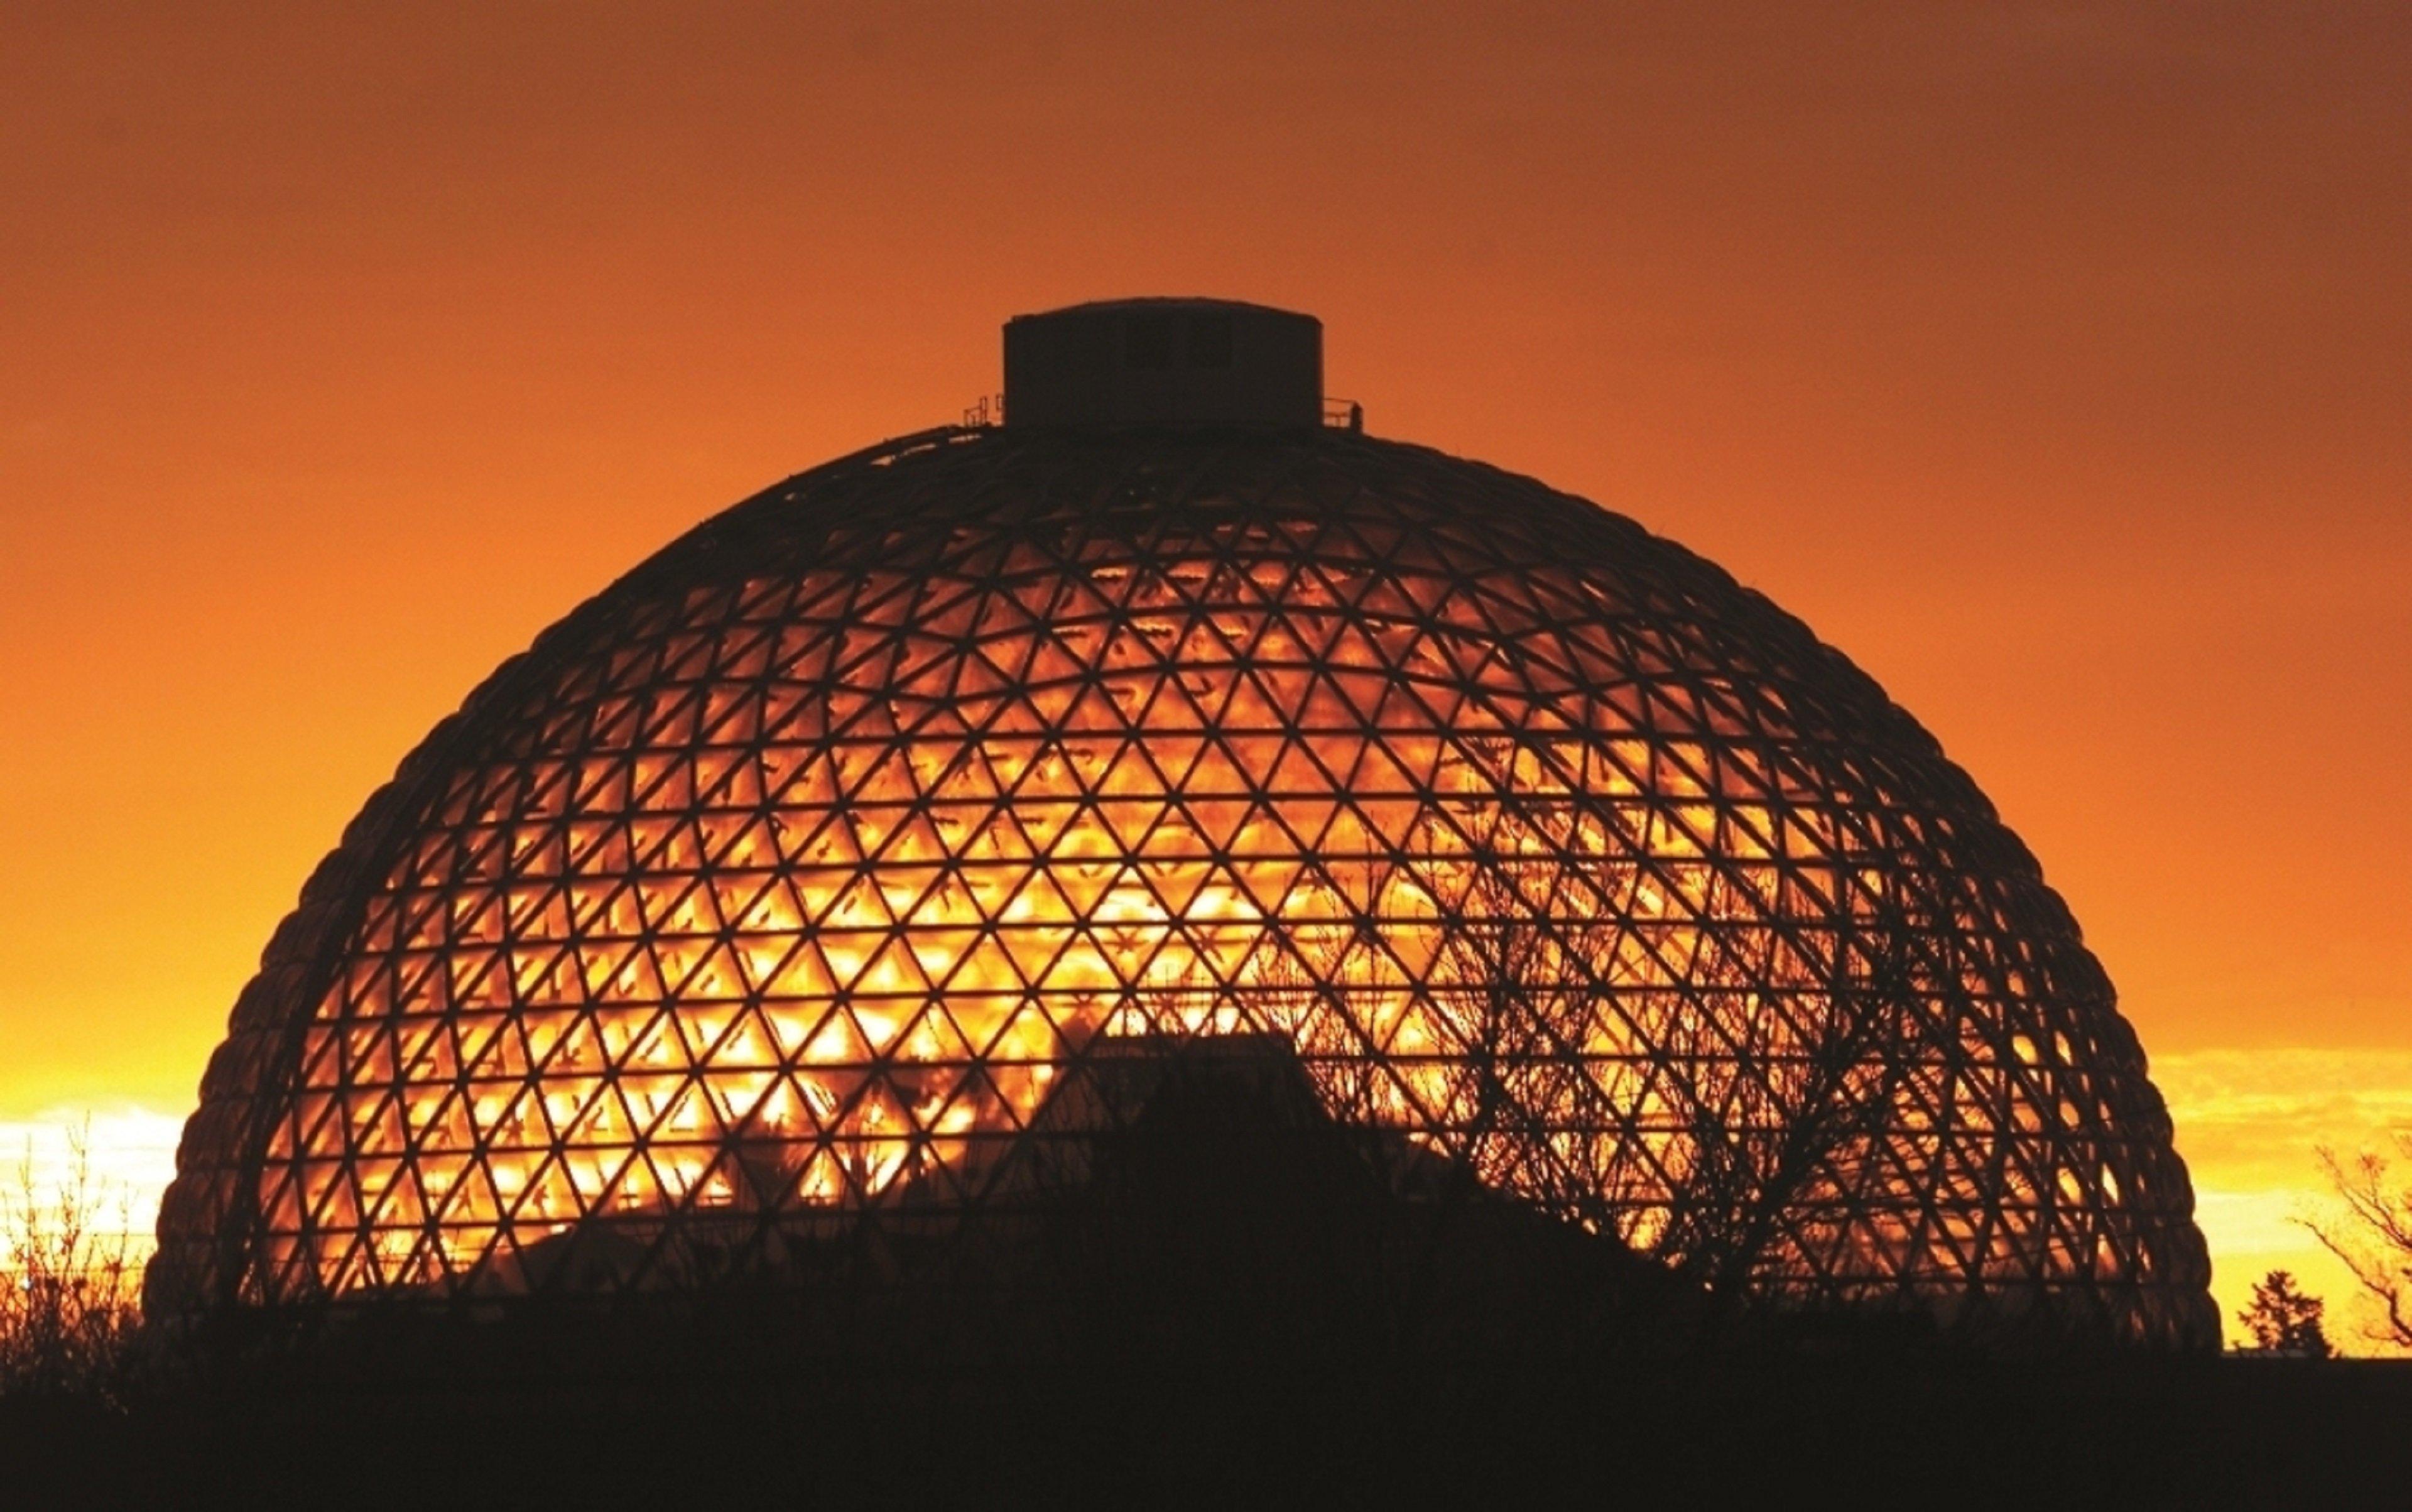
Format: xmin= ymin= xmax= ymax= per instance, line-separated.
xmin=1254 ymin=752 xmax=1930 ymax=1321
xmin=1643 ymin=890 xmax=1927 ymax=1316
xmin=1 ymin=1122 xmax=145 ymax=1402
xmin=2237 ymin=1269 xmax=2331 ymax=1357
xmin=2307 ymin=1138 xmax=2412 ymax=1350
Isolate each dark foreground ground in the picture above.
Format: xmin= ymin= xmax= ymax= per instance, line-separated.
xmin=6 ymin=1349 xmax=2408 ymax=1509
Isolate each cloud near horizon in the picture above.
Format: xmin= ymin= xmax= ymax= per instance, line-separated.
xmin=2153 ymin=1048 xmax=2412 ymax=1351
xmin=0 ymin=1107 xmax=182 ymax=1260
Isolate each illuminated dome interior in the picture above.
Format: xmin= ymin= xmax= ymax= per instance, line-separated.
xmin=153 ymin=302 xmax=2215 ymax=1349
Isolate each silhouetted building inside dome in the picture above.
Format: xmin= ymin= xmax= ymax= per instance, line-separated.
xmin=151 ymin=298 xmax=2217 ymax=1351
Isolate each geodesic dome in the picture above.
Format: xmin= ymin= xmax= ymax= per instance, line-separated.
xmin=151 ymin=341 xmax=2215 ymax=1349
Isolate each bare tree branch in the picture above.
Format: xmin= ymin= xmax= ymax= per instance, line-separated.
xmin=2302 ymin=1137 xmax=2412 ymax=1351
xmin=1 ymin=1119 xmax=146 ymax=1401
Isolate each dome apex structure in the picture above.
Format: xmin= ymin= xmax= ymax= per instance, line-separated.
xmin=1002 ymin=297 xmax=1323 ymax=429
xmin=152 ymin=303 xmax=2215 ymax=1351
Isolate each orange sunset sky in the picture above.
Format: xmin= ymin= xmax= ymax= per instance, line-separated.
xmin=4 ymin=4 xmax=2407 ymax=1345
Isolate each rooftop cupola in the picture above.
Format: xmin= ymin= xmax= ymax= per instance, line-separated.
xmin=1002 ymin=298 xmax=1322 ymax=428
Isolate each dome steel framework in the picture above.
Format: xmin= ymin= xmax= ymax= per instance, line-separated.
xmin=151 ymin=416 xmax=2216 ymax=1348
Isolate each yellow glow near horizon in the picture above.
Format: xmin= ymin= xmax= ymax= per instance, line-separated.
xmin=2154 ymin=1048 xmax=2412 ymax=1353
xmin=0 ymin=1108 xmax=184 ymax=1273
xmin=18 ymin=1047 xmax=2408 ymax=1351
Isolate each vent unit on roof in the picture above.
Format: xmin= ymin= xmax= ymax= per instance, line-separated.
xmin=1003 ymin=298 xmax=1322 ymax=428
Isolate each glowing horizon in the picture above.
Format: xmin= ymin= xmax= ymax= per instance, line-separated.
xmin=23 ymin=1030 xmax=2388 ymax=1326
xmin=21 ymin=1044 xmax=2409 ymax=1351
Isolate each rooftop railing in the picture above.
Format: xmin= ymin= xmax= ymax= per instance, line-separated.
xmin=957 ymin=394 xmax=1364 ymax=430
